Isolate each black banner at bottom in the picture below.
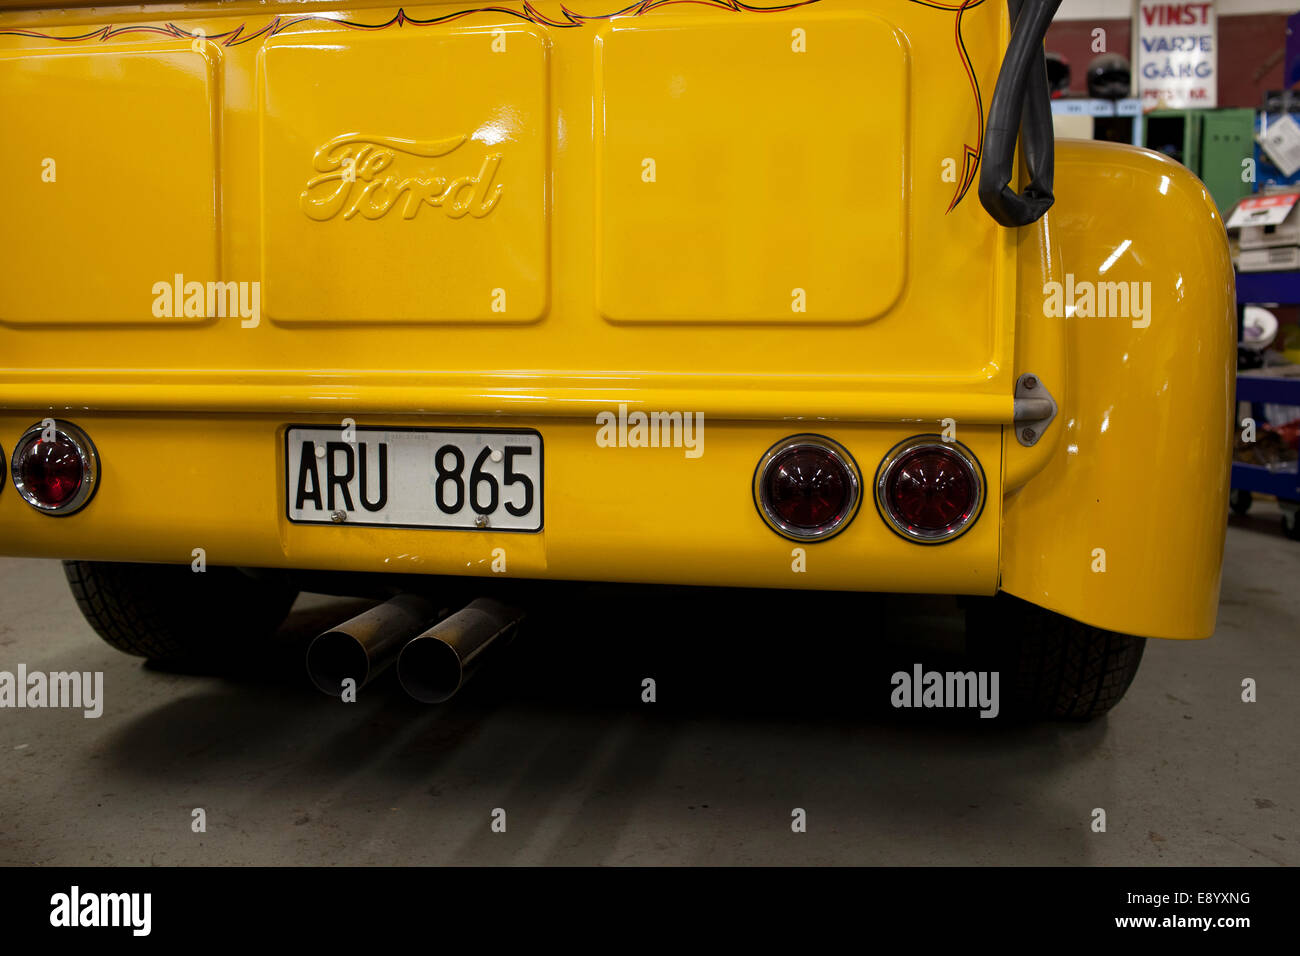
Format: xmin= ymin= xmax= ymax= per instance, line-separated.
xmin=0 ymin=865 xmax=1281 ymax=942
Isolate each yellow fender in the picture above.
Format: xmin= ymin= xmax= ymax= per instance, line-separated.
xmin=1002 ymin=140 xmax=1235 ymax=640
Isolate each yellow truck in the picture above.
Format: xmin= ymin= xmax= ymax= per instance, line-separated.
xmin=0 ymin=0 xmax=1234 ymax=717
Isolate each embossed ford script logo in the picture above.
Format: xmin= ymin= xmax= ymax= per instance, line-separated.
xmin=299 ymin=133 xmax=503 ymax=221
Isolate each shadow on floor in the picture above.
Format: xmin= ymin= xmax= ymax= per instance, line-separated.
xmin=88 ymin=586 xmax=1109 ymax=864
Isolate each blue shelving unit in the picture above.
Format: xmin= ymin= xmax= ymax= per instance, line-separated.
xmin=1234 ymin=269 xmax=1300 ymax=507
xmin=1236 ymin=270 xmax=1300 ymax=306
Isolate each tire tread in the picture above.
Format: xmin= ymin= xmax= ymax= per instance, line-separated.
xmin=968 ymin=594 xmax=1146 ymax=720
xmin=63 ymin=560 xmax=297 ymax=662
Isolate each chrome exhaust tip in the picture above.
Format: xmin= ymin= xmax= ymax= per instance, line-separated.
xmin=397 ymin=598 xmax=523 ymax=704
xmin=307 ymin=594 xmax=439 ymax=697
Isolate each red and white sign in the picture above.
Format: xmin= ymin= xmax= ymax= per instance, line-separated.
xmin=1136 ymin=2 xmax=1217 ymax=110
xmin=1225 ymin=193 xmax=1300 ymax=230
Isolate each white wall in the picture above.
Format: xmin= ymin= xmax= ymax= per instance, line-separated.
xmin=1057 ymin=0 xmax=1299 ymax=20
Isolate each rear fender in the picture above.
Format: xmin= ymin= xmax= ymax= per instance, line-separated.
xmin=1001 ymin=140 xmax=1235 ymax=640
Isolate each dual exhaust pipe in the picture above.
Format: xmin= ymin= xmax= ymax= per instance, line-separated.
xmin=306 ymin=595 xmax=523 ymax=703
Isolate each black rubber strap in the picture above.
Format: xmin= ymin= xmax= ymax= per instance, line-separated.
xmin=978 ymin=0 xmax=1064 ymax=227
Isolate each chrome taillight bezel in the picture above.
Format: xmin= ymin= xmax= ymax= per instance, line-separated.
xmin=752 ymin=434 xmax=862 ymax=542
xmin=874 ymin=435 xmax=985 ymax=544
xmin=10 ymin=420 xmax=100 ymax=516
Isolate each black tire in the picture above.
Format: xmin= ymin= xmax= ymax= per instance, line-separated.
xmin=1283 ymin=509 xmax=1300 ymax=541
xmin=1229 ymin=488 xmax=1252 ymax=516
xmin=63 ymin=560 xmax=298 ymax=662
xmin=967 ymin=593 xmax=1146 ymax=720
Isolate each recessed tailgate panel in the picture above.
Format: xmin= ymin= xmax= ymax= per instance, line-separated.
xmin=598 ymin=14 xmax=908 ymax=324
xmin=259 ymin=26 xmax=550 ymax=324
xmin=0 ymin=42 xmax=219 ymax=326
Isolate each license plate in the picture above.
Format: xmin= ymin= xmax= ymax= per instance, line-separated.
xmin=285 ymin=426 xmax=542 ymax=531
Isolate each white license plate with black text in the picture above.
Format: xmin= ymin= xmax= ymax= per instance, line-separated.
xmin=286 ymin=426 xmax=542 ymax=531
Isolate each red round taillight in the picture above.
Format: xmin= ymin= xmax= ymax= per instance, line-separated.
xmin=10 ymin=421 xmax=99 ymax=515
xmin=754 ymin=436 xmax=861 ymax=541
xmin=875 ymin=437 xmax=984 ymax=543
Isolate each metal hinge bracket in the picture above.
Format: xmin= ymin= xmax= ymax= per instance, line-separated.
xmin=1012 ymin=373 xmax=1058 ymax=447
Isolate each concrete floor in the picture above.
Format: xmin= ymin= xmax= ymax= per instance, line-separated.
xmin=1 ymin=502 xmax=1296 ymax=866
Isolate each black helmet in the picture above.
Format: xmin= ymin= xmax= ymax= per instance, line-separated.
xmin=1087 ymin=53 xmax=1131 ymax=100
xmin=1045 ymin=52 xmax=1070 ymax=97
